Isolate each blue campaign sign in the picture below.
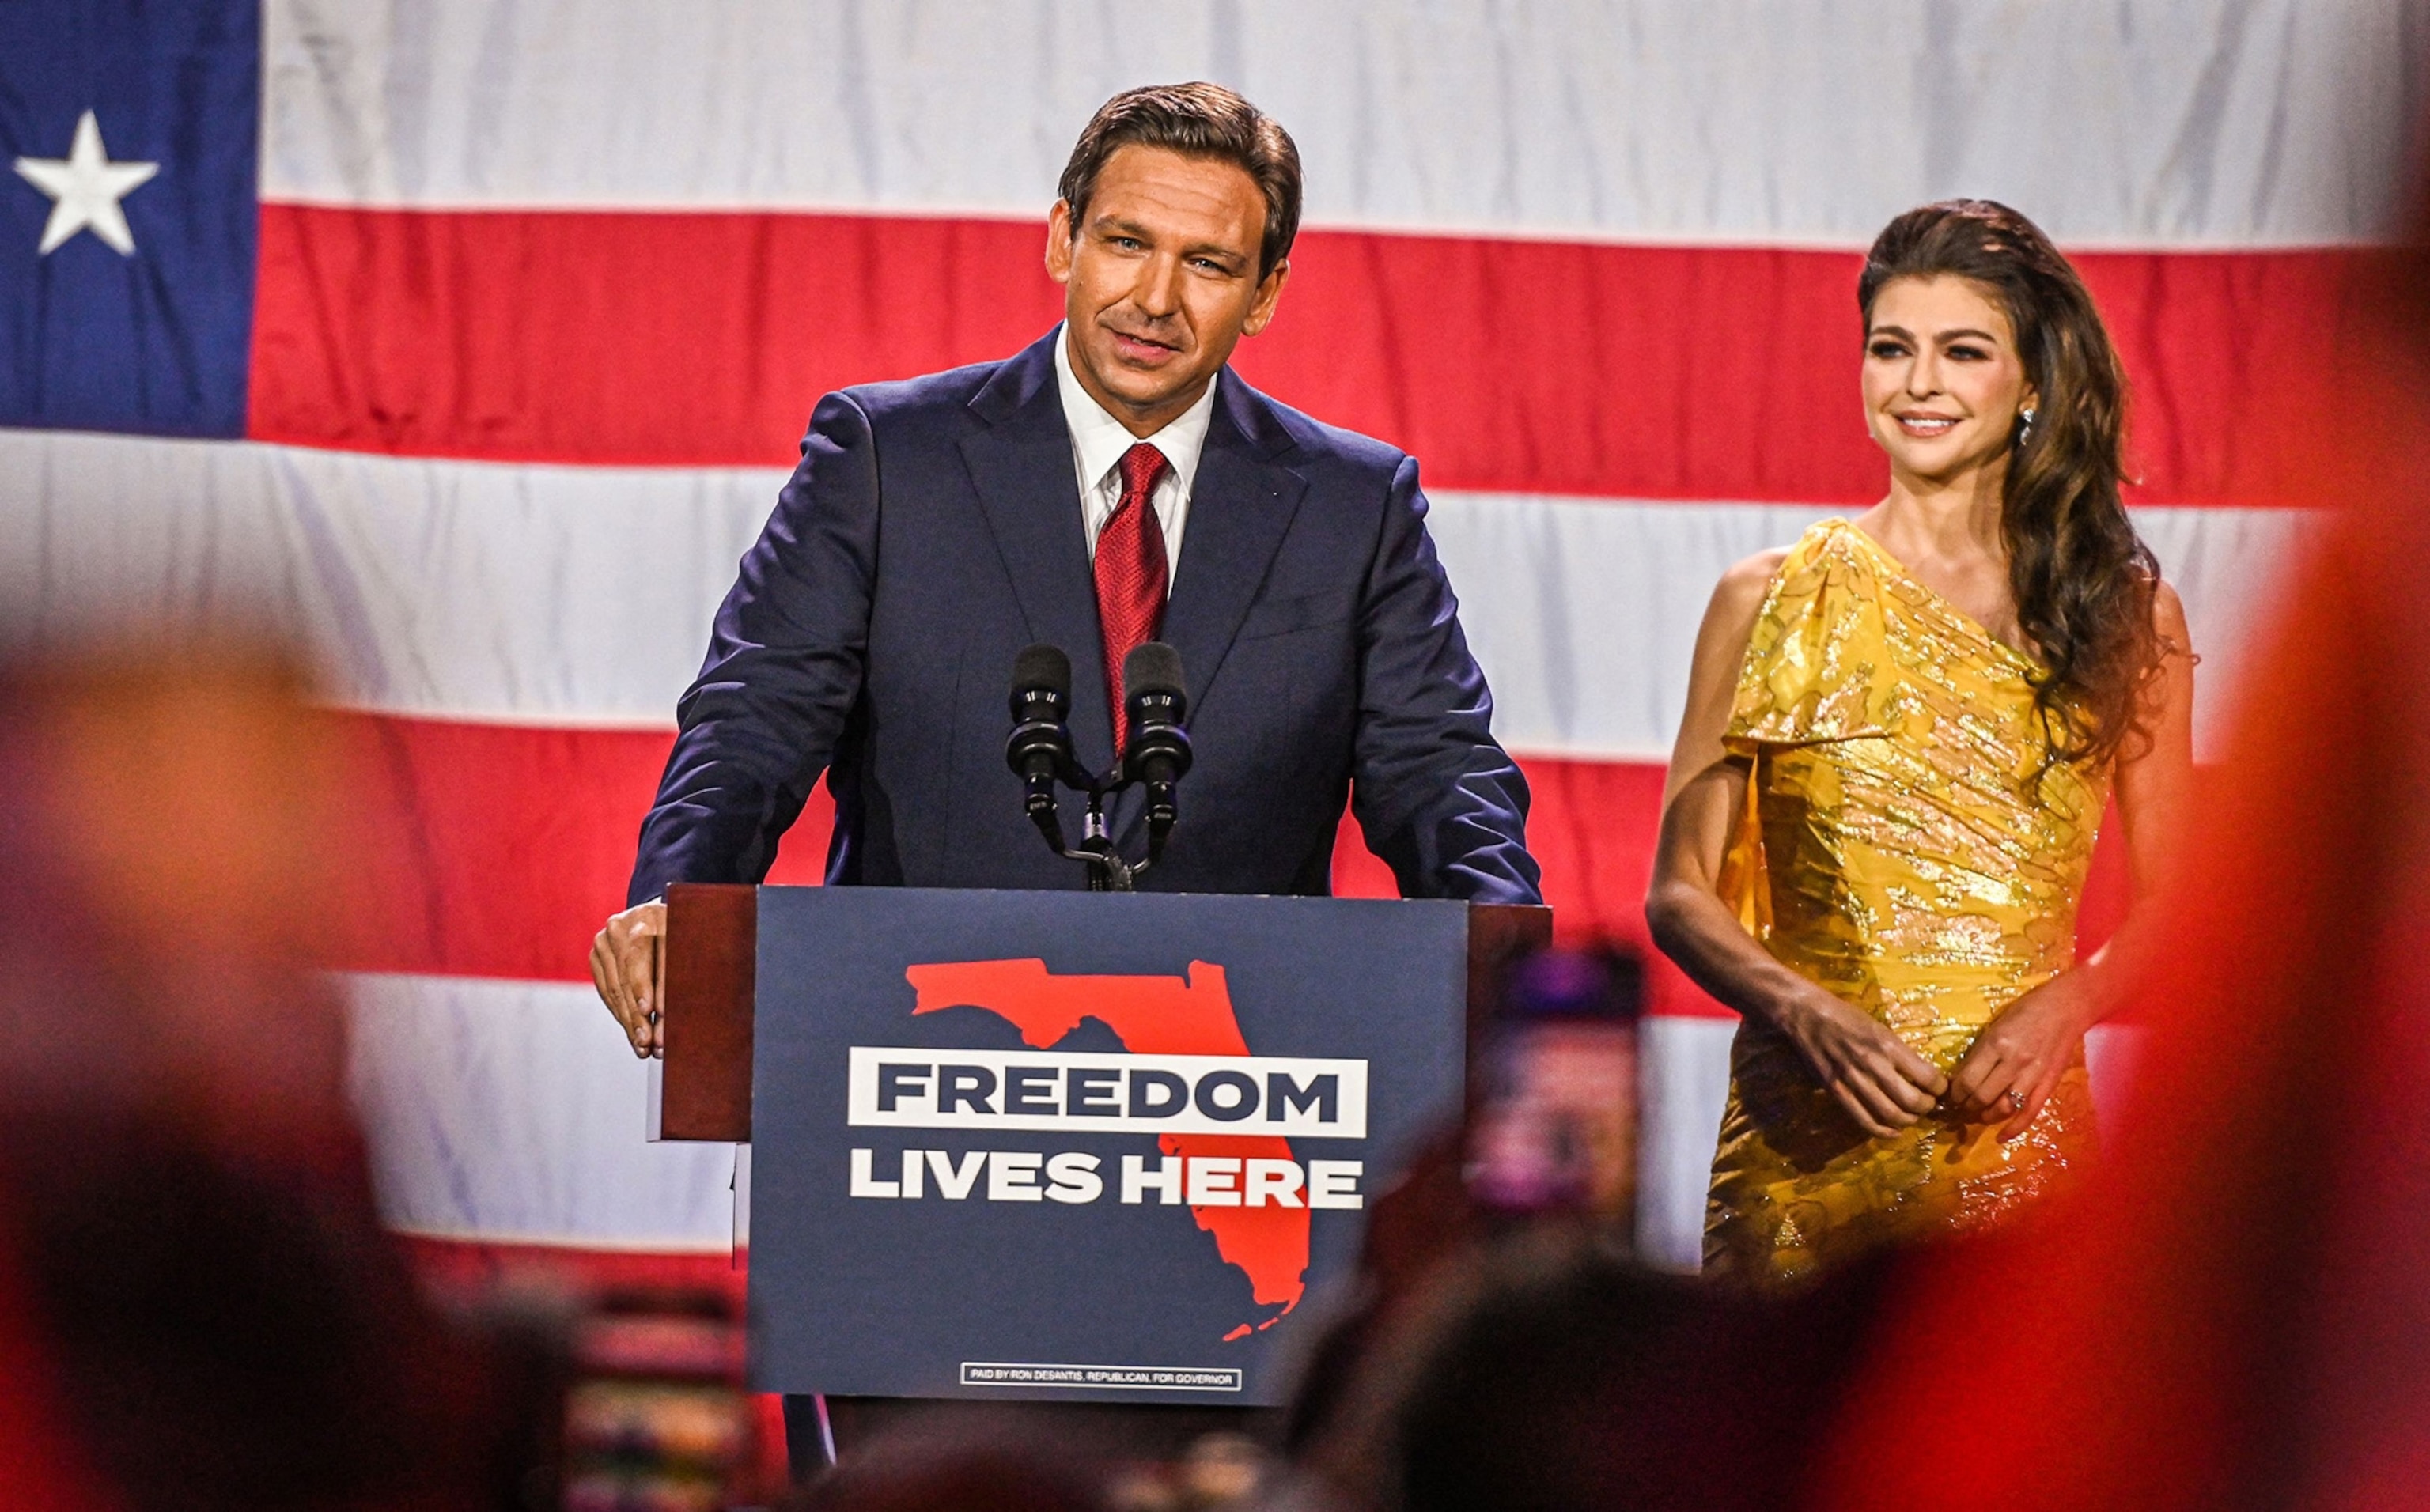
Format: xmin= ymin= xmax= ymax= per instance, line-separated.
xmin=748 ymin=888 xmax=1469 ymax=1405
xmin=0 ymin=0 xmax=260 ymax=437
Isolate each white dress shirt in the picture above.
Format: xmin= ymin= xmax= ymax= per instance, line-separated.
xmin=1054 ymin=323 xmax=1214 ymax=587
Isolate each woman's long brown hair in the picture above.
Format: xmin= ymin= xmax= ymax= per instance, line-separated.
xmin=1860 ymin=200 xmax=2166 ymax=772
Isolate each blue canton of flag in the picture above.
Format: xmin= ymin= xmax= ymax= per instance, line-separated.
xmin=1 ymin=0 xmax=259 ymax=437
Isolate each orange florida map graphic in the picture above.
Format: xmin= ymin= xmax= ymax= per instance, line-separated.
xmin=906 ymin=958 xmax=1308 ymax=1340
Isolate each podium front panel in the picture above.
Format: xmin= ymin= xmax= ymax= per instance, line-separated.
xmin=746 ymin=887 xmax=1468 ymax=1406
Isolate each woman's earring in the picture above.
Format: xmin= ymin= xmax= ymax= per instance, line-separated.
xmin=2017 ymin=406 xmax=2038 ymax=447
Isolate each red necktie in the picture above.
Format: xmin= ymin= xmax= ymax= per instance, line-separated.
xmin=1096 ymin=440 xmax=1171 ymax=757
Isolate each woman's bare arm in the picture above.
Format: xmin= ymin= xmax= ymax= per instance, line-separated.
xmin=2047 ymin=581 xmax=2197 ymax=1000
xmin=2111 ymin=583 xmax=2197 ymax=911
xmin=1645 ymin=553 xmax=1949 ymax=1137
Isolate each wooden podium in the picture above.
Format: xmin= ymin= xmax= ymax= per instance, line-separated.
xmin=650 ymin=883 xmax=1550 ymax=1145
xmin=647 ymin=883 xmax=1550 ymax=1442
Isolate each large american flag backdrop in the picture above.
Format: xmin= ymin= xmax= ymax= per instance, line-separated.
xmin=4 ymin=2 xmax=2421 ymax=1276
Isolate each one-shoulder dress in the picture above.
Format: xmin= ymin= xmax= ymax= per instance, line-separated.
xmin=1704 ymin=519 xmax=2103 ymax=1283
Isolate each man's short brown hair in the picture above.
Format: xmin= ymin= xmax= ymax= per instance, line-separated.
xmin=1058 ymin=82 xmax=1302 ymax=278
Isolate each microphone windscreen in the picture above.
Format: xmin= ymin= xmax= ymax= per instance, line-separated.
xmin=1012 ymin=643 xmax=1072 ymax=698
xmin=1122 ymin=641 xmax=1186 ymax=701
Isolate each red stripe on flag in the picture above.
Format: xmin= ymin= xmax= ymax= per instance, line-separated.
xmin=397 ymin=1231 xmax=742 ymax=1298
xmin=340 ymin=713 xmax=827 ymax=984
xmin=335 ymin=711 xmax=2124 ymax=1019
xmin=1331 ymin=756 xmax=1733 ymax=1018
xmin=251 ymin=203 xmax=2352 ymax=506
xmin=329 ymin=710 xmax=1698 ymax=990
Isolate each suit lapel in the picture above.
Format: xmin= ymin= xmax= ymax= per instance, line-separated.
xmin=959 ymin=333 xmax=1114 ymax=768
xmin=1160 ymin=369 xmax=1309 ymax=720
xmin=1111 ymin=372 xmax=1306 ymax=852
xmin=963 ymin=344 xmax=1308 ymax=796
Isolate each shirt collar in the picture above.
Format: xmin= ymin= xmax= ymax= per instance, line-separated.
xmin=1053 ymin=323 xmax=1217 ymax=494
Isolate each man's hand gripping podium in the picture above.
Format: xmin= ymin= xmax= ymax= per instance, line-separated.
xmin=592 ymin=641 xmax=1193 ymax=1059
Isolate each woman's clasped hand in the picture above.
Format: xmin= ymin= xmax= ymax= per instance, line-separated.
xmin=1944 ymin=971 xmax=2100 ymax=1140
xmin=1778 ymin=977 xmax=2099 ymax=1142
xmin=1773 ymin=986 xmax=1948 ymax=1140
xmin=1777 ymin=972 xmax=2098 ymax=1143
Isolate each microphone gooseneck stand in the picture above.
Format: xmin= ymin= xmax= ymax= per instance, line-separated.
xmin=1003 ymin=641 xmax=1193 ymax=891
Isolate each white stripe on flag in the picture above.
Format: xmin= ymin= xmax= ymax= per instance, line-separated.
xmin=0 ymin=429 xmax=2319 ymax=759
xmin=1436 ymin=496 xmax=2319 ymax=762
xmin=260 ymin=0 xmax=2421 ymax=246
xmin=346 ymin=972 xmax=738 ymax=1251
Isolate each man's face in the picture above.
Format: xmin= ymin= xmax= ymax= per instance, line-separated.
xmin=1046 ymin=144 xmax=1289 ymax=437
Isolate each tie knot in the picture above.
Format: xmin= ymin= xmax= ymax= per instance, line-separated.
xmin=1118 ymin=441 xmax=1169 ymax=502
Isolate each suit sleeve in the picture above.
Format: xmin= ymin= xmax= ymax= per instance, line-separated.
xmin=626 ymin=392 xmax=880 ymax=905
xmin=1348 ymin=455 xmax=1544 ymax=904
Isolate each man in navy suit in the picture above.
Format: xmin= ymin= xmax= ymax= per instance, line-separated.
xmin=591 ymin=82 xmax=1539 ymax=1054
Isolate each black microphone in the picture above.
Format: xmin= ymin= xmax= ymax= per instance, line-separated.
xmin=1005 ymin=645 xmax=1081 ymax=844
xmin=1121 ymin=642 xmax=1193 ymax=855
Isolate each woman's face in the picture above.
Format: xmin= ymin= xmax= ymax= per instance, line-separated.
xmin=1862 ymin=274 xmax=2038 ymax=485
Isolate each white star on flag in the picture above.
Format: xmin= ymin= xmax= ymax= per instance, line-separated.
xmin=13 ymin=110 xmax=160 ymax=256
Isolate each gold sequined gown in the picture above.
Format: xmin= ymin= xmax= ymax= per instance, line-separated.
xmin=1704 ymin=519 xmax=2102 ymax=1283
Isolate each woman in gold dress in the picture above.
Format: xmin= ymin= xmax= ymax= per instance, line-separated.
xmin=1646 ymin=202 xmax=2196 ymax=1283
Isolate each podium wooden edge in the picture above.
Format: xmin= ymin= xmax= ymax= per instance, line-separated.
xmin=659 ymin=882 xmax=759 ymax=1142
xmin=655 ymin=889 xmax=1552 ymax=1143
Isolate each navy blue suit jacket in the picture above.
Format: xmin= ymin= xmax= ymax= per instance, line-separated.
xmin=630 ymin=330 xmax=1539 ymax=905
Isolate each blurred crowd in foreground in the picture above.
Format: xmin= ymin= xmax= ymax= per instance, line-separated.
xmin=7 ymin=173 xmax=2430 ymax=1512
